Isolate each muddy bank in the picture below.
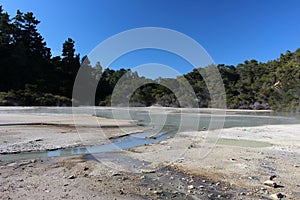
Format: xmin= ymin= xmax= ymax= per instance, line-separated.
xmin=0 ymin=113 xmax=146 ymax=154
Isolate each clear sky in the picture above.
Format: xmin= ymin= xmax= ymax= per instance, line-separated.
xmin=1 ymin=0 xmax=300 ymax=76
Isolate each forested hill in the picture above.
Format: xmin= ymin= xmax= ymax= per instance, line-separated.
xmin=0 ymin=7 xmax=299 ymax=111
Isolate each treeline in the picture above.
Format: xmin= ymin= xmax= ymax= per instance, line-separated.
xmin=0 ymin=7 xmax=131 ymax=106
xmin=0 ymin=7 xmax=299 ymax=111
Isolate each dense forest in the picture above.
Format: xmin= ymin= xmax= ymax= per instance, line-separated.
xmin=0 ymin=7 xmax=299 ymax=112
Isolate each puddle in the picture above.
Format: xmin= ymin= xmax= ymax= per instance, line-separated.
xmin=217 ymin=138 xmax=272 ymax=148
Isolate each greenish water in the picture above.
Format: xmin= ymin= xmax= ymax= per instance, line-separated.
xmin=217 ymin=138 xmax=272 ymax=148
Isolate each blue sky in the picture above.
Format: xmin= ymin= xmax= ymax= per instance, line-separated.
xmin=1 ymin=0 xmax=300 ymax=76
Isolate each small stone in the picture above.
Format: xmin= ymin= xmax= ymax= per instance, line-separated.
xmin=188 ymin=179 xmax=194 ymax=183
xmin=140 ymin=169 xmax=155 ymax=174
xmin=269 ymin=175 xmax=277 ymax=180
xmin=216 ymin=182 xmax=220 ymax=186
xmin=68 ymin=175 xmax=76 ymax=179
xmin=7 ymin=162 xmax=18 ymax=167
xmin=270 ymin=193 xmax=285 ymax=199
xmin=159 ymin=141 xmax=167 ymax=145
xmin=187 ymin=185 xmax=194 ymax=190
xmin=153 ymin=190 xmax=163 ymax=195
xmin=264 ymin=180 xmax=277 ymax=188
xmin=63 ymin=183 xmax=69 ymax=187
xmin=83 ymin=167 xmax=89 ymax=171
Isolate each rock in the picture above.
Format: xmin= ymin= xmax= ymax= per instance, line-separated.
xmin=7 ymin=162 xmax=18 ymax=167
xmin=159 ymin=141 xmax=167 ymax=145
xmin=83 ymin=167 xmax=89 ymax=171
xmin=153 ymin=190 xmax=163 ymax=195
xmin=119 ymin=189 xmax=125 ymax=195
xmin=198 ymin=185 xmax=204 ymax=189
xmin=270 ymin=193 xmax=285 ymax=199
xmin=269 ymin=175 xmax=277 ymax=180
xmin=187 ymin=185 xmax=194 ymax=190
xmin=264 ymin=180 xmax=277 ymax=188
xmin=67 ymin=175 xmax=76 ymax=179
xmin=140 ymin=169 xmax=155 ymax=174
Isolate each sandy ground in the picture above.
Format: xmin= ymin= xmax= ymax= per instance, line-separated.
xmin=0 ymin=108 xmax=299 ymax=199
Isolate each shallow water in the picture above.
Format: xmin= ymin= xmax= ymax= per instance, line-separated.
xmin=0 ymin=107 xmax=299 ymax=162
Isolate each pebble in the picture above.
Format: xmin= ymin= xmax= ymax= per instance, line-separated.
xmin=159 ymin=141 xmax=167 ymax=145
xmin=140 ymin=169 xmax=155 ymax=174
xmin=269 ymin=175 xmax=277 ymax=180
xmin=198 ymin=185 xmax=204 ymax=189
xmin=7 ymin=162 xmax=18 ymax=167
xmin=187 ymin=185 xmax=194 ymax=190
xmin=264 ymin=180 xmax=277 ymax=188
xmin=153 ymin=190 xmax=163 ymax=195
xmin=67 ymin=175 xmax=77 ymax=179
xmin=270 ymin=193 xmax=285 ymax=199
xmin=83 ymin=167 xmax=89 ymax=171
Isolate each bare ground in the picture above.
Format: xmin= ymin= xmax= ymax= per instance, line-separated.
xmin=0 ymin=109 xmax=299 ymax=199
